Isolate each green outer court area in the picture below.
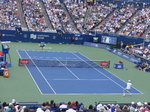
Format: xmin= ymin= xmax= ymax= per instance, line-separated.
xmin=0 ymin=42 xmax=149 ymax=106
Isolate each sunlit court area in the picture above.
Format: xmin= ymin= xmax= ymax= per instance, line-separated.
xmin=0 ymin=0 xmax=150 ymax=111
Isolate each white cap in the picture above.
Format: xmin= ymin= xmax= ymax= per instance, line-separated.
xmin=12 ymin=99 xmax=16 ymax=103
xmin=137 ymin=102 xmax=142 ymax=106
xmin=131 ymin=102 xmax=135 ymax=104
xmin=144 ymin=102 xmax=148 ymax=105
xmin=111 ymin=104 xmax=115 ymax=107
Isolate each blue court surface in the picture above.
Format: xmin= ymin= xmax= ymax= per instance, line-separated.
xmin=17 ymin=50 xmax=142 ymax=95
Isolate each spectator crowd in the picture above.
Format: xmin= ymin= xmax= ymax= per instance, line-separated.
xmin=119 ymin=6 xmax=150 ymax=37
xmin=96 ymin=3 xmax=137 ymax=33
xmin=43 ymin=0 xmax=77 ymax=33
xmin=21 ymin=0 xmax=49 ymax=32
xmin=121 ymin=43 xmax=150 ymax=72
xmin=0 ymin=0 xmax=21 ymax=30
xmin=1 ymin=99 xmax=150 ymax=112
xmin=1 ymin=0 xmax=150 ymax=38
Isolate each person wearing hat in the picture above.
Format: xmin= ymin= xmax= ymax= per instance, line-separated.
xmin=59 ymin=102 xmax=67 ymax=110
xmin=123 ymin=80 xmax=132 ymax=96
xmin=71 ymin=102 xmax=76 ymax=110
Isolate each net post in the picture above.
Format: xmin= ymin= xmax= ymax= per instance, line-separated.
xmin=18 ymin=58 xmax=21 ymax=66
xmin=108 ymin=60 xmax=110 ymax=68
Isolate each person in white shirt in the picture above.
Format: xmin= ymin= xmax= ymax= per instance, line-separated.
xmin=66 ymin=106 xmax=76 ymax=112
xmin=59 ymin=102 xmax=67 ymax=109
xmin=123 ymin=80 xmax=132 ymax=96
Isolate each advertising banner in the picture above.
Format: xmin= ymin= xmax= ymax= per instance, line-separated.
xmin=83 ymin=42 xmax=106 ymax=49
xmin=111 ymin=48 xmax=142 ymax=64
xmin=83 ymin=42 xmax=142 ymax=64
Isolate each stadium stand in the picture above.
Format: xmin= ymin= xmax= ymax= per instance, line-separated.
xmin=21 ymin=0 xmax=50 ymax=32
xmin=1 ymin=0 xmax=150 ymax=110
xmin=43 ymin=0 xmax=79 ymax=33
xmin=95 ymin=3 xmax=137 ymax=33
xmin=120 ymin=42 xmax=150 ymax=72
xmin=0 ymin=0 xmax=21 ymax=30
xmin=64 ymin=0 xmax=87 ymax=32
xmin=119 ymin=6 xmax=150 ymax=37
xmin=1 ymin=99 xmax=150 ymax=112
xmin=1 ymin=0 xmax=149 ymax=38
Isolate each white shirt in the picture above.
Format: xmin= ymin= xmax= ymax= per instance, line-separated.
xmin=59 ymin=104 xmax=67 ymax=109
xmin=66 ymin=108 xmax=76 ymax=112
xmin=126 ymin=82 xmax=132 ymax=89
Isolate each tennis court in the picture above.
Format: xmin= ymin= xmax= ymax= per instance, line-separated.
xmin=17 ymin=50 xmax=142 ymax=95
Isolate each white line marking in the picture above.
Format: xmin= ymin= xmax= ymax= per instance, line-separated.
xmin=55 ymin=57 xmax=80 ymax=80
xmin=24 ymin=50 xmax=57 ymax=94
xmin=17 ymin=50 xmax=43 ymax=94
xmin=77 ymin=52 xmax=143 ymax=94
xmin=47 ymin=79 xmax=109 ymax=80
xmin=72 ymin=52 xmax=126 ymax=89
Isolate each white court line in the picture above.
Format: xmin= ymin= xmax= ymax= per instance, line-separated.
xmin=75 ymin=52 xmax=143 ymax=94
xmin=43 ymin=47 xmax=52 ymax=49
xmin=72 ymin=52 xmax=126 ymax=90
xmin=47 ymin=79 xmax=109 ymax=81
xmin=55 ymin=57 xmax=80 ymax=80
xmin=24 ymin=50 xmax=57 ymax=94
xmin=17 ymin=50 xmax=43 ymax=94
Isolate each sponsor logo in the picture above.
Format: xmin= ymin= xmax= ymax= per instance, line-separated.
xmin=95 ymin=44 xmax=98 ymax=47
xmin=24 ymin=34 xmax=27 ymax=38
xmin=20 ymin=59 xmax=29 ymax=65
xmin=105 ymin=46 xmax=111 ymax=51
xmin=113 ymin=49 xmax=116 ymax=53
xmin=30 ymin=34 xmax=37 ymax=39
xmin=130 ymin=58 xmax=140 ymax=63
xmin=100 ymin=61 xmax=109 ymax=67
xmin=52 ymin=35 xmax=56 ymax=39
xmin=75 ymin=37 xmax=78 ymax=40
xmin=122 ymin=54 xmax=129 ymax=59
xmin=144 ymin=39 xmax=150 ymax=42
xmin=3 ymin=34 xmax=15 ymax=37
xmin=117 ymin=52 xmax=122 ymax=56
xmin=30 ymin=34 xmax=50 ymax=39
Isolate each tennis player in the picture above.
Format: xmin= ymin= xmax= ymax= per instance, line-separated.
xmin=123 ymin=80 xmax=132 ymax=96
xmin=38 ymin=44 xmax=46 ymax=50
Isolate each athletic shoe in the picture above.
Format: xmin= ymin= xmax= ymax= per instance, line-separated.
xmin=123 ymin=94 xmax=125 ymax=96
xmin=130 ymin=93 xmax=132 ymax=96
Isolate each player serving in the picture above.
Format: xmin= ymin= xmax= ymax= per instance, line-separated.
xmin=123 ymin=80 xmax=132 ymax=96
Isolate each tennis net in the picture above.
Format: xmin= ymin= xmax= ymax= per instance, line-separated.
xmin=19 ymin=59 xmax=110 ymax=68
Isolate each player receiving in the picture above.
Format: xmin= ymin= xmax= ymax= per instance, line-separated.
xmin=38 ymin=44 xmax=46 ymax=50
xmin=123 ymin=80 xmax=132 ymax=96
